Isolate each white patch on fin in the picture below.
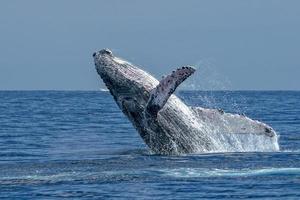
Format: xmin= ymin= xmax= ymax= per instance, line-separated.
xmin=146 ymin=66 xmax=196 ymax=116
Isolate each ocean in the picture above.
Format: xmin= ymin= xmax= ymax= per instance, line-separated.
xmin=0 ymin=91 xmax=299 ymax=199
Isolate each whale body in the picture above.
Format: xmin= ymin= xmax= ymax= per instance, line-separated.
xmin=93 ymin=49 xmax=279 ymax=155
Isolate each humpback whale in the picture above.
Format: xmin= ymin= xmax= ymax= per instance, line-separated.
xmin=93 ymin=49 xmax=279 ymax=155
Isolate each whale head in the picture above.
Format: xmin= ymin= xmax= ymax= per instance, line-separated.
xmin=93 ymin=49 xmax=158 ymax=115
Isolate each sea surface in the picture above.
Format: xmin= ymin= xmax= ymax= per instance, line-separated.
xmin=0 ymin=91 xmax=299 ymax=199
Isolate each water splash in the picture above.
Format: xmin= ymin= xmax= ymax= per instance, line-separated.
xmin=180 ymin=59 xmax=247 ymax=114
xmin=175 ymin=60 xmax=279 ymax=153
xmin=180 ymin=106 xmax=280 ymax=153
xmin=181 ymin=59 xmax=232 ymax=91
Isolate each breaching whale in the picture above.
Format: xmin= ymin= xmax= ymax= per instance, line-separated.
xmin=93 ymin=49 xmax=279 ymax=155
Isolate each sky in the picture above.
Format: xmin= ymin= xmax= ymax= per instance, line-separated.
xmin=0 ymin=0 xmax=299 ymax=90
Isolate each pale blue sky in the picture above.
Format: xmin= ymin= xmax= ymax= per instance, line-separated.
xmin=0 ymin=0 xmax=299 ymax=90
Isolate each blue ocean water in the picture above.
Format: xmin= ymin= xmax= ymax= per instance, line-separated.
xmin=0 ymin=91 xmax=299 ymax=199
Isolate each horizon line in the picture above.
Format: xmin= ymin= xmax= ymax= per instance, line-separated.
xmin=0 ymin=89 xmax=299 ymax=92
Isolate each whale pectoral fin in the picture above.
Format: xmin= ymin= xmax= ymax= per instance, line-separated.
xmin=146 ymin=66 xmax=196 ymax=116
xmin=191 ymin=106 xmax=276 ymax=138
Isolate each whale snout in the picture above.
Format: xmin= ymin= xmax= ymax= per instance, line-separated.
xmin=93 ymin=49 xmax=113 ymax=58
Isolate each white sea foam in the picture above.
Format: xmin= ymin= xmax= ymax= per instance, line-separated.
xmin=160 ymin=167 xmax=300 ymax=178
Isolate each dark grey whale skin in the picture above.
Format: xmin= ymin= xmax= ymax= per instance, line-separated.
xmin=93 ymin=49 xmax=278 ymax=155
